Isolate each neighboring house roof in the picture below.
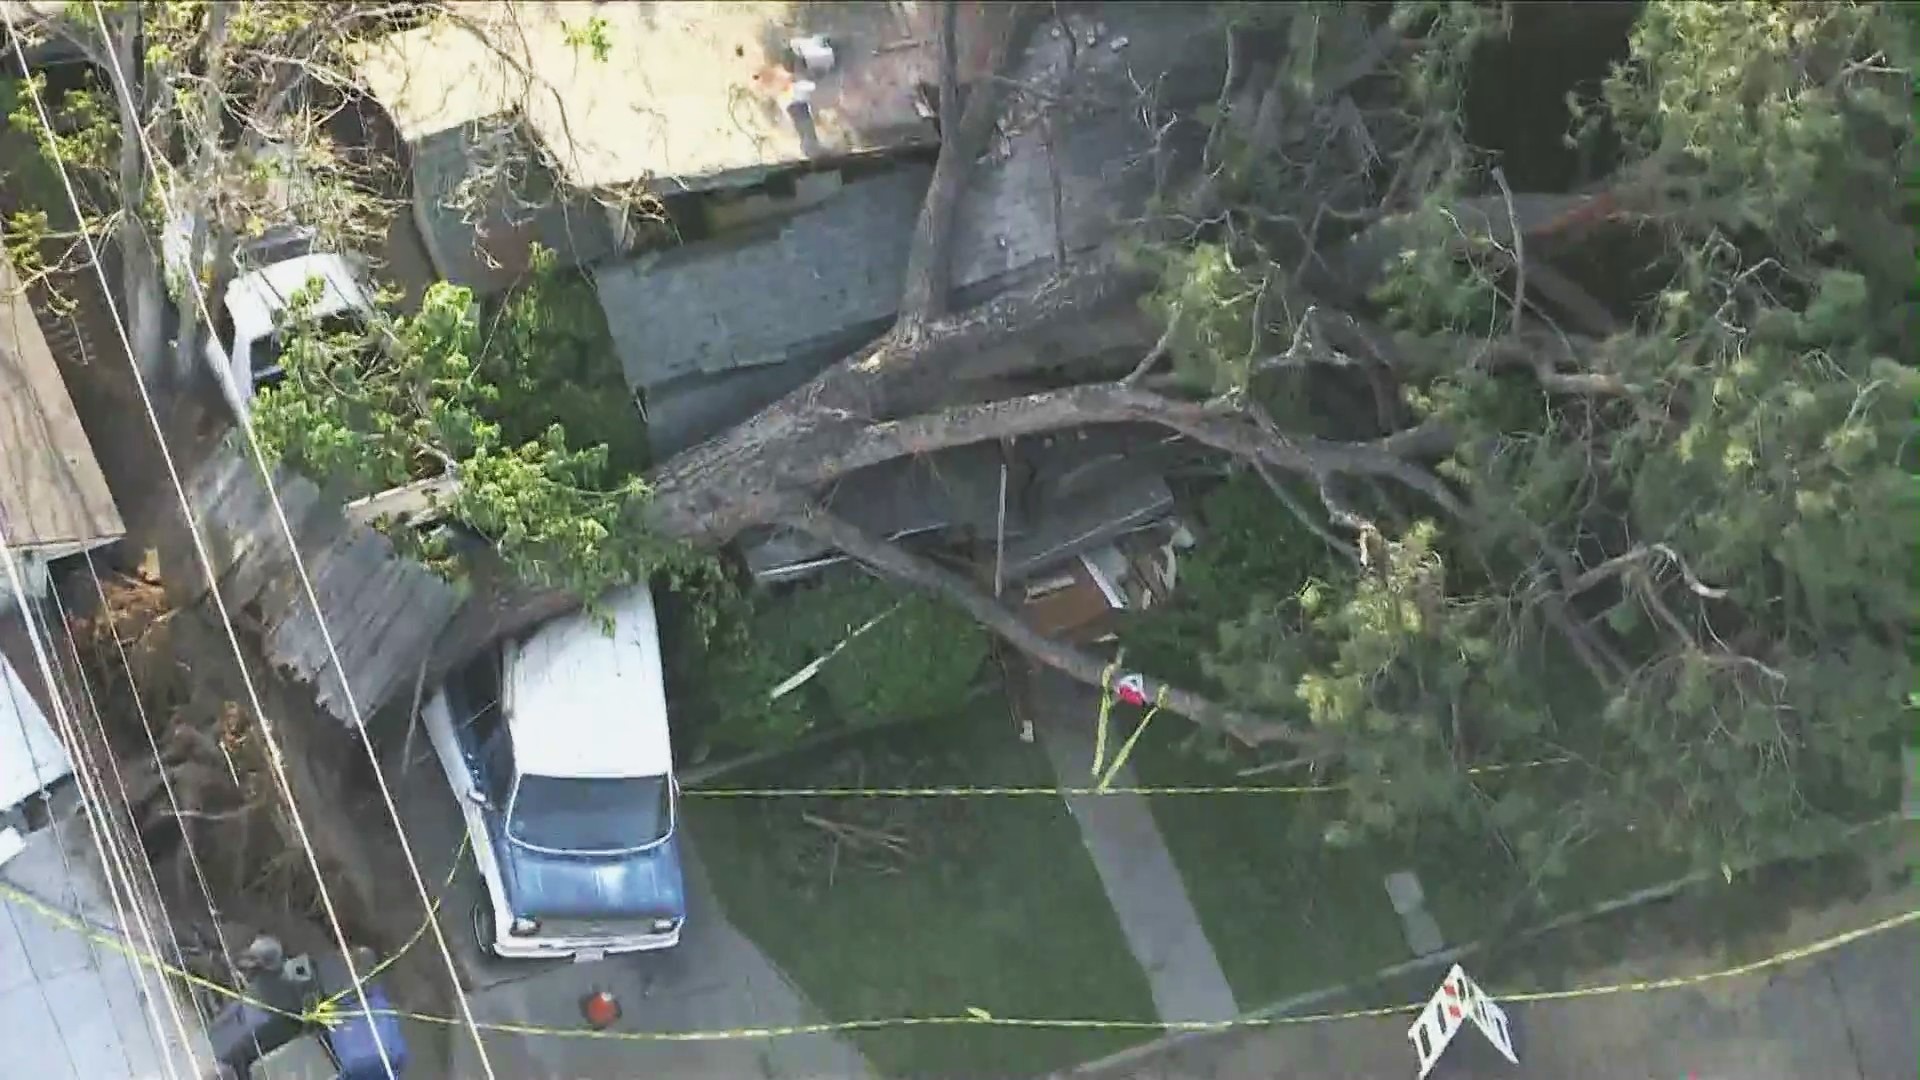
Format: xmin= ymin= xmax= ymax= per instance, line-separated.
xmin=0 ymin=648 xmax=67 ymax=812
xmin=353 ymin=1 xmax=944 ymax=194
xmin=0 ymin=247 xmax=123 ymax=553
xmin=503 ymin=584 xmax=672 ymax=780
xmin=599 ymin=165 xmax=930 ymax=392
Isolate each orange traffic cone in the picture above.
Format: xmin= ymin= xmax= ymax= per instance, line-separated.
xmin=581 ymin=989 xmax=621 ymax=1029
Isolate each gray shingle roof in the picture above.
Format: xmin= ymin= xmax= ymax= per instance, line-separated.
xmin=596 ymin=166 xmax=930 ymax=391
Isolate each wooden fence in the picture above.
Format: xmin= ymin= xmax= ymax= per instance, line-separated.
xmin=176 ymin=444 xmax=464 ymax=727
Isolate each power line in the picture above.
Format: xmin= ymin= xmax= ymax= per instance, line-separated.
xmin=48 ymin=573 xmax=233 ymax=1029
xmin=0 ymin=551 xmax=191 ymax=1079
xmin=0 ymin=638 xmax=133 ymax=1080
xmin=79 ymin=549 xmax=245 ymax=996
xmin=46 ymin=587 xmax=207 ymax=1029
xmin=0 ymin=527 xmax=198 ymax=1079
xmin=79 ymin=3 xmax=496 ymax=1070
xmin=2 ymin=18 xmax=402 ymax=1077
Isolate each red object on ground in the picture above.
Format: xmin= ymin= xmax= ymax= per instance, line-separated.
xmin=581 ymin=989 xmax=622 ymax=1029
xmin=1113 ymin=673 xmax=1148 ymax=707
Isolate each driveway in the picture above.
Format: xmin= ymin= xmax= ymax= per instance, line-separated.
xmin=388 ymin=747 xmax=871 ymax=1079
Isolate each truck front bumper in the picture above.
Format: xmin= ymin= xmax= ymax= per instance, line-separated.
xmin=488 ymin=924 xmax=682 ymax=960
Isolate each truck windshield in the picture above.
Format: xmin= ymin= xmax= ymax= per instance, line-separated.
xmin=506 ymin=774 xmax=672 ymax=854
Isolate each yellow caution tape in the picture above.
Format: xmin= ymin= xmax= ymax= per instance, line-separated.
xmin=20 ymin=785 xmax=1905 ymax=1050
xmin=1091 ymin=657 xmax=1121 ymax=780
xmin=314 ymin=904 xmax=1920 ymax=1042
xmin=1096 ymin=686 xmax=1168 ymax=792
xmin=1500 ymin=903 xmax=1920 ymax=1003
xmin=1 ymin=831 xmax=474 ymax=1032
xmin=308 ymin=831 xmax=472 ymax=1022
xmin=683 ymin=757 xmax=1568 ymax=798
xmin=0 ymin=877 xmax=310 ymax=1024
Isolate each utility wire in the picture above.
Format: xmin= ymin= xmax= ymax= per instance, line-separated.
xmin=49 ymin=576 xmax=230 ymax=1030
xmin=81 ymin=3 xmax=497 ymax=1070
xmin=0 ymin=528 xmax=196 ymax=1079
xmin=2 ymin=17 xmax=401 ymax=1077
xmin=0 ymin=641 xmax=134 ymax=1080
xmin=0 ymin=239 xmax=222 ymax=1034
xmin=1 ymin=559 xmax=189 ymax=1079
xmin=81 ymin=548 xmax=245 ymax=997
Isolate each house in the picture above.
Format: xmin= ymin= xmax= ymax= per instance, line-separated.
xmin=598 ymin=163 xmax=933 ymax=458
xmin=353 ymin=1 xmax=955 ymax=296
xmin=591 ymin=97 xmax=1168 ymax=460
xmin=588 ymin=2 xmax=1228 ymax=461
xmin=0 ymin=244 xmax=124 ymax=602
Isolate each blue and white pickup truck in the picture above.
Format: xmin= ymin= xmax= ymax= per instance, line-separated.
xmin=421 ymin=585 xmax=687 ymax=960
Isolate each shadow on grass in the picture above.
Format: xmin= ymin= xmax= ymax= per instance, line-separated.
xmin=686 ymin=697 xmax=1159 ymax=1078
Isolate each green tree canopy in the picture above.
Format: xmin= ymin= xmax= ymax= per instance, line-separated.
xmin=1124 ymin=0 xmax=1916 ymax=874
xmin=253 ymin=247 xmax=707 ymax=600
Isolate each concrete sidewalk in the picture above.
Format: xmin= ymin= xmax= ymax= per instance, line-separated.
xmin=1 ymin=813 xmax=213 ymax=1080
xmin=1072 ymin=886 xmax=1920 ymax=1079
xmin=1027 ymin=669 xmax=1240 ymax=1025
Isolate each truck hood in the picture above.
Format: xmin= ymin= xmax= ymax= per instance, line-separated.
xmin=493 ymin=833 xmax=685 ymax=921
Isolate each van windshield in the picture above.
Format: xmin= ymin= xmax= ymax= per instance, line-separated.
xmin=507 ymin=774 xmax=672 ymax=854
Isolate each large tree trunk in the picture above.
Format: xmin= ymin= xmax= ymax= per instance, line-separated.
xmin=645 ymin=377 xmax=1460 ymax=544
xmin=642 ymin=258 xmax=1157 ymax=543
xmin=896 ymin=3 xmax=1041 ymax=330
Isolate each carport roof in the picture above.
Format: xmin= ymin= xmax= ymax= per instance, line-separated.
xmin=0 ymin=246 xmax=123 ymax=552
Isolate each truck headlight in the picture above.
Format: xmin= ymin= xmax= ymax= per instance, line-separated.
xmin=508 ymin=915 xmax=540 ymax=936
xmin=650 ymin=917 xmax=677 ymax=933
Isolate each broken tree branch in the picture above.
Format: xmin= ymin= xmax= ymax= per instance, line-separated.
xmin=1491 ymin=165 xmax=1526 ymax=339
xmin=782 ymin=507 xmax=1328 ymax=749
xmin=1566 ymin=543 xmax=1730 ymax=599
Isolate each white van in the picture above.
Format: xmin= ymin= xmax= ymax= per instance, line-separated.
xmin=421 ymin=584 xmax=686 ymax=960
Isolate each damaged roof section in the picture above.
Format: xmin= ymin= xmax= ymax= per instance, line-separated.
xmin=0 ymin=247 xmax=123 ymax=555
xmin=743 ymin=425 xmax=1189 ymax=585
xmin=595 ymin=5 xmax=1227 ymax=459
xmin=355 ymin=1 xmax=950 ymax=194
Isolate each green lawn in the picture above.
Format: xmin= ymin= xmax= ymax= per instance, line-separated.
xmin=1127 ymin=722 xmax=1687 ymax=1009
xmin=687 ymin=699 xmax=1157 ymax=1078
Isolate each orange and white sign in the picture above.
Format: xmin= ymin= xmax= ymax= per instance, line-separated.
xmin=1408 ymin=963 xmax=1519 ymax=1077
